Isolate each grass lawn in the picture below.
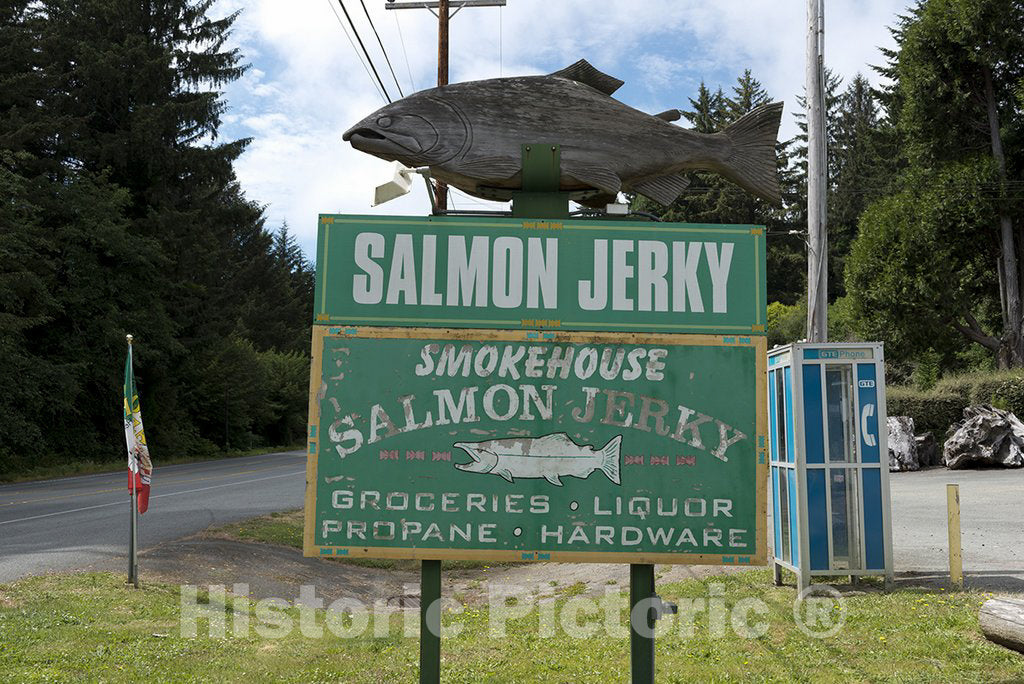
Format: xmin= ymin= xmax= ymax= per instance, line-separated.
xmin=213 ymin=509 xmax=306 ymax=549
xmin=1 ymin=570 xmax=1021 ymax=682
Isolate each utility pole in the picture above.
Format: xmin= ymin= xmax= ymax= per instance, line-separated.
xmin=385 ymin=0 xmax=506 ymax=214
xmin=436 ymin=0 xmax=450 ymax=212
xmin=806 ymin=0 xmax=828 ymax=342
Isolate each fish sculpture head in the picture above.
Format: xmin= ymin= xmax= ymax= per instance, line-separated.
xmin=343 ymin=92 xmax=469 ymax=168
xmin=453 ymin=442 xmax=498 ymax=474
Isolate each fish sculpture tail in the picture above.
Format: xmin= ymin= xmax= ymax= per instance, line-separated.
xmin=719 ymin=101 xmax=784 ymax=206
xmin=599 ymin=435 xmax=622 ymax=485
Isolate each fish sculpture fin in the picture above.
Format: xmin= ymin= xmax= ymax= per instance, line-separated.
xmin=720 ymin=101 xmax=784 ymax=206
xmin=654 ymin=109 xmax=682 ymax=122
xmin=544 ymin=474 xmax=564 ymax=487
xmin=497 ymin=468 xmax=514 ymax=483
xmin=599 ymin=435 xmax=623 ymax=485
xmin=563 ymin=163 xmax=621 ymax=197
xmin=632 ymin=173 xmax=691 ymax=206
xmin=452 ymin=155 xmax=522 ymax=180
xmin=551 ymin=59 xmax=624 ymax=96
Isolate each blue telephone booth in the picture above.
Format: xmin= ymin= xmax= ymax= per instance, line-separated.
xmin=768 ymin=343 xmax=894 ymax=589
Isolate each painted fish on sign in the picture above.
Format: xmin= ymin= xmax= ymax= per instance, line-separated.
xmin=454 ymin=433 xmax=622 ymax=486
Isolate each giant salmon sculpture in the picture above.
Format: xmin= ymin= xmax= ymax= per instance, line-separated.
xmin=344 ymin=59 xmax=784 ymax=207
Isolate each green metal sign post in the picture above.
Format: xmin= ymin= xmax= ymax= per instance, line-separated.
xmin=511 ymin=144 xmax=569 ymax=219
xmin=419 ymin=558 xmax=441 ymax=684
xmin=630 ymin=563 xmax=656 ymax=682
xmin=306 ymin=209 xmax=767 ymax=682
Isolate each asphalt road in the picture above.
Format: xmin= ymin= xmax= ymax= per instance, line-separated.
xmin=889 ymin=467 xmax=1024 ymax=589
xmin=0 ymin=451 xmax=305 ymax=583
xmin=2 ymin=452 xmax=1021 ymax=589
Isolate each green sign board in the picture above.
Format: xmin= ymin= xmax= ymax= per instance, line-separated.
xmin=314 ymin=214 xmax=766 ymax=336
xmin=304 ymin=326 xmax=767 ymax=565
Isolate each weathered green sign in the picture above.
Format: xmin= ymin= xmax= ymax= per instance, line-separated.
xmin=304 ymin=326 xmax=767 ymax=564
xmin=314 ymin=214 xmax=766 ymax=336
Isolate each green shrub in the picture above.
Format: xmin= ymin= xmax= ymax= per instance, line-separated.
xmin=766 ymin=297 xmax=861 ymax=349
xmin=766 ymin=301 xmax=805 ymax=348
xmin=911 ymin=349 xmax=942 ymax=391
xmin=888 ymin=370 xmax=1024 ymax=434
xmin=886 ymin=387 xmax=967 ymax=435
xmin=934 ymin=370 xmax=1024 ymax=417
xmin=827 ymin=296 xmax=859 ymax=342
xmin=995 ymin=376 xmax=1024 ymax=416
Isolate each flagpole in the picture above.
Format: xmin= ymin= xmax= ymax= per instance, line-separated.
xmin=127 ymin=334 xmax=139 ymax=589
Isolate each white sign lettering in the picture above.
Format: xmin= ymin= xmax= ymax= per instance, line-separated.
xmin=350 ymin=233 xmax=735 ymax=314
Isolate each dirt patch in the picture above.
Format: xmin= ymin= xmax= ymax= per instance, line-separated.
xmin=135 ymin=534 xmax=745 ymax=607
xmin=139 ymin=537 xmax=419 ymax=605
xmin=0 ymin=590 xmax=18 ymax=608
xmin=449 ymin=562 xmax=747 ymax=605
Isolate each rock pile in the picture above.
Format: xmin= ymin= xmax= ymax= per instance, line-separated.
xmin=943 ymin=405 xmax=1024 ymax=470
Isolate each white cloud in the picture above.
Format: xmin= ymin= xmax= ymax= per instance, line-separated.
xmin=634 ymin=54 xmax=689 ymax=93
xmin=213 ymin=0 xmax=910 ymax=257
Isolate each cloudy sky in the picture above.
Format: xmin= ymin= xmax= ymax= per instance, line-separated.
xmin=212 ymin=0 xmax=913 ymax=258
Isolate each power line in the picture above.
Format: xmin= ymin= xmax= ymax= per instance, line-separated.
xmin=358 ymin=0 xmax=405 ymax=98
xmin=336 ymin=0 xmax=394 ymax=102
xmin=326 ymin=0 xmax=387 ymax=103
xmin=385 ymin=0 xmax=507 ymax=214
xmin=393 ymin=12 xmax=417 ymax=91
xmin=451 ymin=187 xmax=505 ymax=209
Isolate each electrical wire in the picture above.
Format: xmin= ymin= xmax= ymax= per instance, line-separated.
xmin=336 ymin=0 xmax=393 ymax=102
xmin=358 ymin=0 xmax=404 ymax=98
xmin=393 ymin=12 xmax=416 ymax=92
xmin=450 ymin=187 xmax=507 ymax=209
xmin=326 ymin=0 xmax=387 ymax=103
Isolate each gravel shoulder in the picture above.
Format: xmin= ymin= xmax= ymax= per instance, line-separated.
xmin=133 ymin=529 xmax=747 ymax=606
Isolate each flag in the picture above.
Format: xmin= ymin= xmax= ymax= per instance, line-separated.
xmin=124 ymin=344 xmax=152 ymax=514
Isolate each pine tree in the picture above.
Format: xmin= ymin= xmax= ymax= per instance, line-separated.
xmin=828 ymin=74 xmax=893 ymax=297
xmin=29 ymin=0 xmax=268 ymax=455
xmin=847 ymin=0 xmax=1024 ymax=368
xmin=275 ymin=221 xmax=316 ymax=341
xmin=635 ymin=70 xmax=805 ymax=304
xmin=0 ymin=2 xmax=166 ymax=470
xmin=789 ymin=68 xmax=895 ymax=301
xmin=727 ymin=69 xmax=772 ymax=120
xmin=230 ymin=221 xmax=315 ymax=354
xmin=683 ymin=82 xmax=727 ymax=134
xmin=0 ymin=1 xmax=318 ymax=471
xmin=790 ymin=67 xmax=844 ymax=219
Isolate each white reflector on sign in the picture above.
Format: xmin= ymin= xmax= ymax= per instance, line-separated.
xmin=373 ymin=162 xmax=415 ymax=206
